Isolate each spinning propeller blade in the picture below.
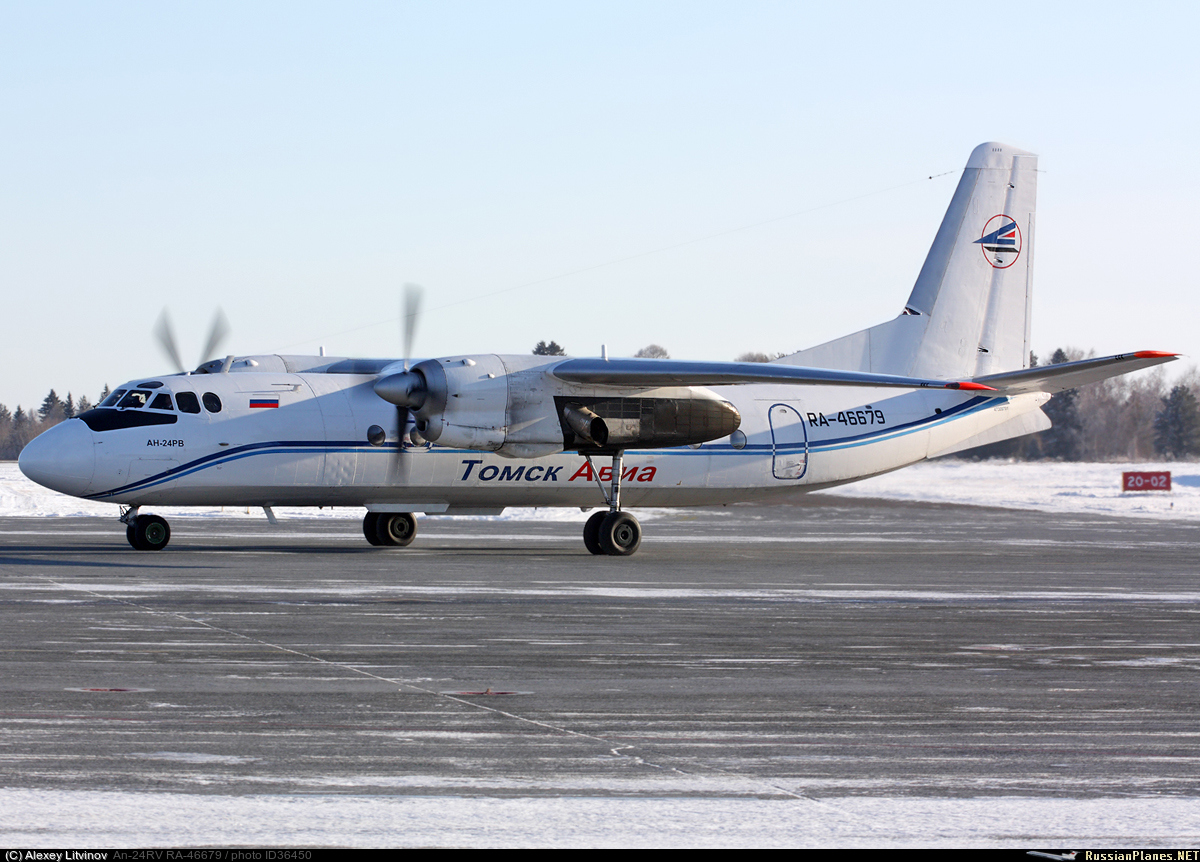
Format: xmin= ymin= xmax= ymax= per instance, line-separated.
xmin=153 ymin=307 xmax=233 ymax=373
xmin=199 ymin=309 xmax=231 ymax=366
xmin=402 ymin=283 xmax=422 ymax=370
xmin=396 ymin=286 xmax=424 ymax=451
xmin=153 ymin=310 xmax=186 ymax=374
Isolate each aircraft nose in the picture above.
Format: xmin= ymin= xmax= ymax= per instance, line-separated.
xmin=18 ymin=419 xmax=97 ymax=497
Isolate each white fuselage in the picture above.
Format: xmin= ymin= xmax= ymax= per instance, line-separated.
xmin=29 ymin=366 xmax=1047 ymax=513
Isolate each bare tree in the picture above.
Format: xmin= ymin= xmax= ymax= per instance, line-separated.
xmin=735 ymin=351 xmax=785 ymax=363
xmin=633 ymin=344 xmax=669 ymax=359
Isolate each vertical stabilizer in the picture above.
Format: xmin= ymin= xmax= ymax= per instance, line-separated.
xmin=783 ymin=142 xmax=1038 ymax=378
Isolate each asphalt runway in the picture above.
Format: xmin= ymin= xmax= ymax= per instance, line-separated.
xmin=1 ymin=498 xmax=1199 ymax=843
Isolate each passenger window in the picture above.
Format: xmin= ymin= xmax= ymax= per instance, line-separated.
xmin=100 ymin=389 xmax=127 ymax=408
xmin=117 ymin=390 xmax=152 ymax=409
xmin=150 ymin=393 xmax=174 ymax=411
xmin=175 ymin=392 xmax=201 ymax=414
xmin=202 ymin=392 xmax=223 ymax=413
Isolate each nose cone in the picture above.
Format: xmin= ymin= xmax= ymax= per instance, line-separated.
xmin=18 ymin=419 xmax=97 ymax=497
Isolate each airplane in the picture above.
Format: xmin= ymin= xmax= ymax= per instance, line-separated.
xmin=18 ymin=142 xmax=1177 ymax=555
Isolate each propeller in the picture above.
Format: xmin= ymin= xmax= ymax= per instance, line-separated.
xmin=394 ymin=284 xmax=426 ymax=446
xmin=402 ymin=282 xmax=422 ymax=370
xmin=154 ymin=308 xmax=231 ymax=373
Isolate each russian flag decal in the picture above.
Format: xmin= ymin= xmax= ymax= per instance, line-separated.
xmin=249 ymin=396 xmax=280 ymax=409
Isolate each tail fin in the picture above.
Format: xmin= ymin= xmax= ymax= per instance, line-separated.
xmin=783 ymin=142 xmax=1038 ymax=379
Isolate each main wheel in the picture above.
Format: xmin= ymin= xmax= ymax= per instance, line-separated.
xmin=375 ymin=512 xmax=417 ymax=547
xmin=583 ymin=511 xmax=607 ymax=555
xmin=598 ymin=511 xmax=641 ymax=557
xmin=363 ymin=512 xmax=384 ymax=546
xmin=132 ymin=514 xmax=171 ymax=551
xmin=126 ymin=524 xmax=138 ymax=549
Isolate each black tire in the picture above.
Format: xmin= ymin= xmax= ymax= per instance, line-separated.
xmin=133 ymin=514 xmax=170 ymax=551
xmin=126 ymin=524 xmax=139 ymax=550
xmin=583 ymin=511 xmax=607 ymax=555
xmin=598 ymin=511 xmax=641 ymax=557
xmin=363 ymin=512 xmax=384 ymax=546
xmin=375 ymin=512 xmax=417 ymax=547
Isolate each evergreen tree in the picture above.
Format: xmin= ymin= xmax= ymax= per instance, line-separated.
xmin=0 ymin=404 xmax=11 ymax=460
xmin=1036 ymin=348 xmax=1082 ymax=460
xmin=63 ymin=393 xmax=75 ymax=418
xmin=39 ymin=389 xmax=64 ymax=422
xmin=1153 ymin=385 xmax=1200 ymax=459
xmin=532 ymin=341 xmax=566 ymax=356
xmin=76 ymin=395 xmax=92 ymax=413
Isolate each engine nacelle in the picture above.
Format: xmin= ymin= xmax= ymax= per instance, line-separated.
xmin=409 ymin=355 xmax=509 ymax=451
xmin=375 ymin=354 xmax=741 ymax=458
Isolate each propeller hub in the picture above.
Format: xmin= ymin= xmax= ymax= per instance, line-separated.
xmin=375 ymin=370 xmax=428 ymax=410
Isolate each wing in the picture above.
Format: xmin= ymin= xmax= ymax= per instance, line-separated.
xmin=550 ymin=358 xmax=995 ymax=391
xmin=973 ymin=351 xmax=1178 ymax=394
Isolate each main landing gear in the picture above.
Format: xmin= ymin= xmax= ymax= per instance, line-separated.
xmin=363 ymin=511 xmax=418 ymax=547
xmin=121 ymin=507 xmax=171 ymax=551
xmin=582 ymin=450 xmax=642 ymax=557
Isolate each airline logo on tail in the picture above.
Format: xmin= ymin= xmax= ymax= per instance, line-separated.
xmin=975 ymin=215 xmax=1022 ymax=269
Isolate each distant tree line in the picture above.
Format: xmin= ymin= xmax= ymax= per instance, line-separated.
xmin=0 ymin=387 xmax=107 ymax=460
xmin=959 ymin=349 xmax=1200 ymax=461
xmin=6 ymin=347 xmax=1198 ymax=462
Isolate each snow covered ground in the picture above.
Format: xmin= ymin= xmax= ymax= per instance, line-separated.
xmin=814 ymin=458 xmax=1200 ymax=521
xmin=2 ymin=459 xmax=1197 ymax=521
xmin=1 ymin=789 xmax=1197 ymax=847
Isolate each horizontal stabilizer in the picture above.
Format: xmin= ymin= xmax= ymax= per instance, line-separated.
xmin=929 ymin=407 xmax=1052 ymax=458
xmin=552 ymin=358 xmax=994 ymax=391
xmin=973 ymin=351 xmax=1178 ymax=394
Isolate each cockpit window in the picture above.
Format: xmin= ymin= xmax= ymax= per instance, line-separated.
xmin=77 ymin=409 xmax=178 ymax=433
xmin=100 ymin=389 xmax=127 ymax=408
xmin=202 ymin=392 xmax=222 ymax=413
xmin=117 ymin=390 xmax=152 ymax=409
xmin=149 ymin=393 xmax=174 ymax=411
xmin=176 ymin=392 xmax=201 ymax=414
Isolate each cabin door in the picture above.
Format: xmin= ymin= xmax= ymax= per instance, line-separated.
xmin=769 ymin=403 xmax=808 ymax=480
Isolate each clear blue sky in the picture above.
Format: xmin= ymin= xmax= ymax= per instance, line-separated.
xmin=2 ymin=1 xmax=1196 ymax=410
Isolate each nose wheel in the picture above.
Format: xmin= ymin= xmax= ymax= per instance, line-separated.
xmin=581 ymin=451 xmax=642 ymax=556
xmin=122 ymin=510 xmax=171 ymax=551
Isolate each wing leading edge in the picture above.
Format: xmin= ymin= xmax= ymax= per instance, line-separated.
xmin=551 ymin=358 xmax=995 ymax=391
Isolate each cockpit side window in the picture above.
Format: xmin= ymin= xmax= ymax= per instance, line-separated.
xmin=202 ymin=392 xmax=222 ymax=413
xmin=149 ymin=393 xmax=174 ymax=411
xmin=175 ymin=392 xmax=201 ymax=414
xmin=100 ymin=389 xmax=127 ymax=408
xmin=117 ymin=390 xmax=152 ymax=409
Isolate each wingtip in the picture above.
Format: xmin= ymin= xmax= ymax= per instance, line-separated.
xmin=956 ymin=381 xmax=998 ymax=391
xmin=1133 ymin=350 xmax=1180 ymax=359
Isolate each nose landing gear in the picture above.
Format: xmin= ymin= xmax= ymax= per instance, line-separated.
xmin=121 ymin=507 xmax=171 ymax=551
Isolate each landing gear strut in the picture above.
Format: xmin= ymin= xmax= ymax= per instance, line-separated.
xmin=582 ymin=450 xmax=642 ymax=556
xmin=121 ymin=507 xmax=171 ymax=551
xmin=364 ymin=511 xmax=418 ymax=547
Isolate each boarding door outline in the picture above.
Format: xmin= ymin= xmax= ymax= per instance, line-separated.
xmin=769 ymin=403 xmax=808 ymax=480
